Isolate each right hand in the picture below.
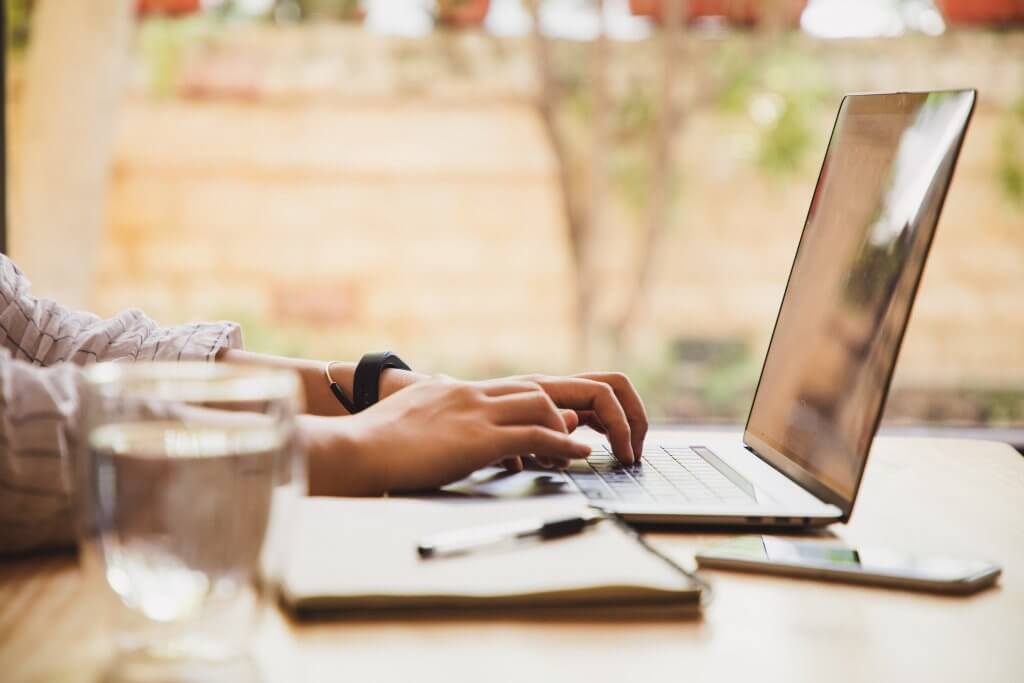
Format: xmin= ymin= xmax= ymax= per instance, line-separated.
xmin=301 ymin=377 xmax=592 ymax=496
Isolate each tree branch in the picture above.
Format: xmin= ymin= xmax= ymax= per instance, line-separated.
xmin=610 ymin=0 xmax=686 ymax=350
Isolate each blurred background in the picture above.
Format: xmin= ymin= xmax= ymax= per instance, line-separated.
xmin=4 ymin=0 xmax=1023 ymax=436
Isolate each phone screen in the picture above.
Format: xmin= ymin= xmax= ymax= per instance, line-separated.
xmin=708 ymin=536 xmax=995 ymax=582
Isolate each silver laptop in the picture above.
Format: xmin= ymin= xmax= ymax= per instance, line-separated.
xmin=563 ymin=90 xmax=977 ymax=527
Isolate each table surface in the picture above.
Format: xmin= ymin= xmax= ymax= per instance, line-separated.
xmin=2 ymin=434 xmax=1022 ymax=683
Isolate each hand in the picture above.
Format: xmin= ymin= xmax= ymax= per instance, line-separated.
xmin=498 ymin=372 xmax=648 ymax=469
xmin=300 ymin=377 xmax=592 ymax=496
xmin=377 ymin=369 xmax=648 ymax=471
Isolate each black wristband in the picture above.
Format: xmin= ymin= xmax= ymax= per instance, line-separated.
xmin=352 ymin=351 xmax=411 ymax=413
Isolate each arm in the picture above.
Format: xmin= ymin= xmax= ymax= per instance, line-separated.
xmin=0 ymin=254 xmax=242 ymax=367
xmin=210 ymin=351 xmax=599 ymax=491
xmin=213 ymin=352 xmax=648 ymax=460
xmin=214 ymin=349 xmax=427 ymax=417
xmin=0 ymin=253 xmax=648 ymax=549
xmin=296 ymin=371 xmax=649 ymax=497
xmin=298 ymin=376 xmax=592 ymax=496
xmin=0 ymin=255 xmax=243 ymax=555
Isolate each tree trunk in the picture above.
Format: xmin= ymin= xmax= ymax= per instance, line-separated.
xmin=609 ymin=0 xmax=686 ymax=358
xmin=587 ymin=0 xmax=611 ymax=364
xmin=9 ymin=0 xmax=134 ymax=309
xmin=526 ymin=0 xmax=597 ymax=365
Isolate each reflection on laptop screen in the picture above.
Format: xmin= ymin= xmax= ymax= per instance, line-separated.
xmin=744 ymin=91 xmax=975 ymax=503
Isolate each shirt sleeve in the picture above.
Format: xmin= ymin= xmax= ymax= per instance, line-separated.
xmin=0 ymin=353 xmax=82 ymax=554
xmin=0 ymin=254 xmax=243 ymax=555
xmin=1 ymin=254 xmax=242 ymax=366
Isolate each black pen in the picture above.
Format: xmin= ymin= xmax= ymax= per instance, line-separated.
xmin=417 ymin=510 xmax=605 ymax=559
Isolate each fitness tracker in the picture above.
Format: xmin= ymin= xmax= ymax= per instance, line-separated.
xmin=325 ymin=352 xmax=411 ymax=414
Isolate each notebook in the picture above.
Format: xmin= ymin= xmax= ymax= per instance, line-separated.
xmin=280 ymin=497 xmax=703 ymax=615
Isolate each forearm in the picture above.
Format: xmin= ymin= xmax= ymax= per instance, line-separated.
xmin=297 ymin=414 xmax=390 ymax=497
xmin=215 ymin=348 xmax=424 ymax=416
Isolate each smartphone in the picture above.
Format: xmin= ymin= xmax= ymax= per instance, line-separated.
xmin=695 ymin=536 xmax=1001 ymax=595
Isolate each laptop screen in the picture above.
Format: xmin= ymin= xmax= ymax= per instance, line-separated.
xmin=744 ymin=91 xmax=975 ymax=508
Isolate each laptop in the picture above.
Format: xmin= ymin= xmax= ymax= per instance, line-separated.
xmin=561 ymin=90 xmax=977 ymax=527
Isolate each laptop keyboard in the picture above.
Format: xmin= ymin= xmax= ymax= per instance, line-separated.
xmin=566 ymin=445 xmax=756 ymax=504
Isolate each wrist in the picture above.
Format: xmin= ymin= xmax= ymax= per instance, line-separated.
xmin=321 ymin=357 xmax=425 ymax=415
xmin=299 ymin=414 xmax=389 ymax=497
xmin=216 ymin=349 xmax=346 ymax=417
xmin=379 ymin=367 xmax=426 ymax=399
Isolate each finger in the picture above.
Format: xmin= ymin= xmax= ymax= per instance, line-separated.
xmin=576 ymin=410 xmax=607 ymax=434
xmin=575 ymin=372 xmax=649 ymax=460
xmin=477 ymin=379 xmax=544 ymax=398
xmin=498 ymin=426 xmax=591 ymax=462
xmin=501 ymin=456 xmax=524 ymax=473
xmin=534 ymin=455 xmax=571 ymax=470
xmin=522 ymin=454 xmax=572 ymax=471
xmin=530 ymin=377 xmax=634 ymax=465
xmin=488 ymin=391 xmax=567 ymax=433
xmin=561 ymin=409 xmax=580 ymax=432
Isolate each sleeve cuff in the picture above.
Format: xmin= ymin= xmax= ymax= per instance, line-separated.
xmin=144 ymin=321 xmax=244 ymax=363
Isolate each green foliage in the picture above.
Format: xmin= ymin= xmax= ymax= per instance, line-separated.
xmin=997 ymin=133 xmax=1023 ymax=205
xmin=715 ymin=41 xmax=763 ymax=115
xmin=608 ymin=80 xmax=659 ymax=214
xmin=563 ymin=69 xmax=683 ymax=220
xmin=609 ymin=146 xmax=652 ymax=215
xmin=996 ymin=96 xmax=1024 ymax=207
xmin=672 ymin=337 xmax=758 ymax=419
xmin=969 ymin=388 xmax=1024 ymax=424
xmin=5 ymin=0 xmax=32 ymax=53
xmin=137 ymin=14 xmax=226 ymax=97
xmin=716 ymin=40 xmax=833 ymax=177
xmin=296 ymin=0 xmax=364 ymax=21
xmin=699 ymin=354 xmax=759 ymax=418
xmin=620 ymin=353 xmax=686 ymax=421
xmin=614 ymin=78 xmax=656 ymax=141
xmin=625 ymin=337 xmax=761 ymax=422
xmin=757 ymin=94 xmax=815 ymax=175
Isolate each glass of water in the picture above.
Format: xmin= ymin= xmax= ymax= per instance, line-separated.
xmin=76 ymin=362 xmax=305 ymax=669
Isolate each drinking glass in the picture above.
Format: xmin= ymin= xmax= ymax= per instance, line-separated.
xmin=76 ymin=362 xmax=305 ymax=672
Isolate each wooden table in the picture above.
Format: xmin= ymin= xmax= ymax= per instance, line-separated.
xmin=2 ymin=436 xmax=1022 ymax=683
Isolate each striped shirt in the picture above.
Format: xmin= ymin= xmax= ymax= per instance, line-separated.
xmin=0 ymin=254 xmax=242 ymax=555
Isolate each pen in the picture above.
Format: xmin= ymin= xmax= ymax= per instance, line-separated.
xmin=417 ymin=510 xmax=605 ymax=559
